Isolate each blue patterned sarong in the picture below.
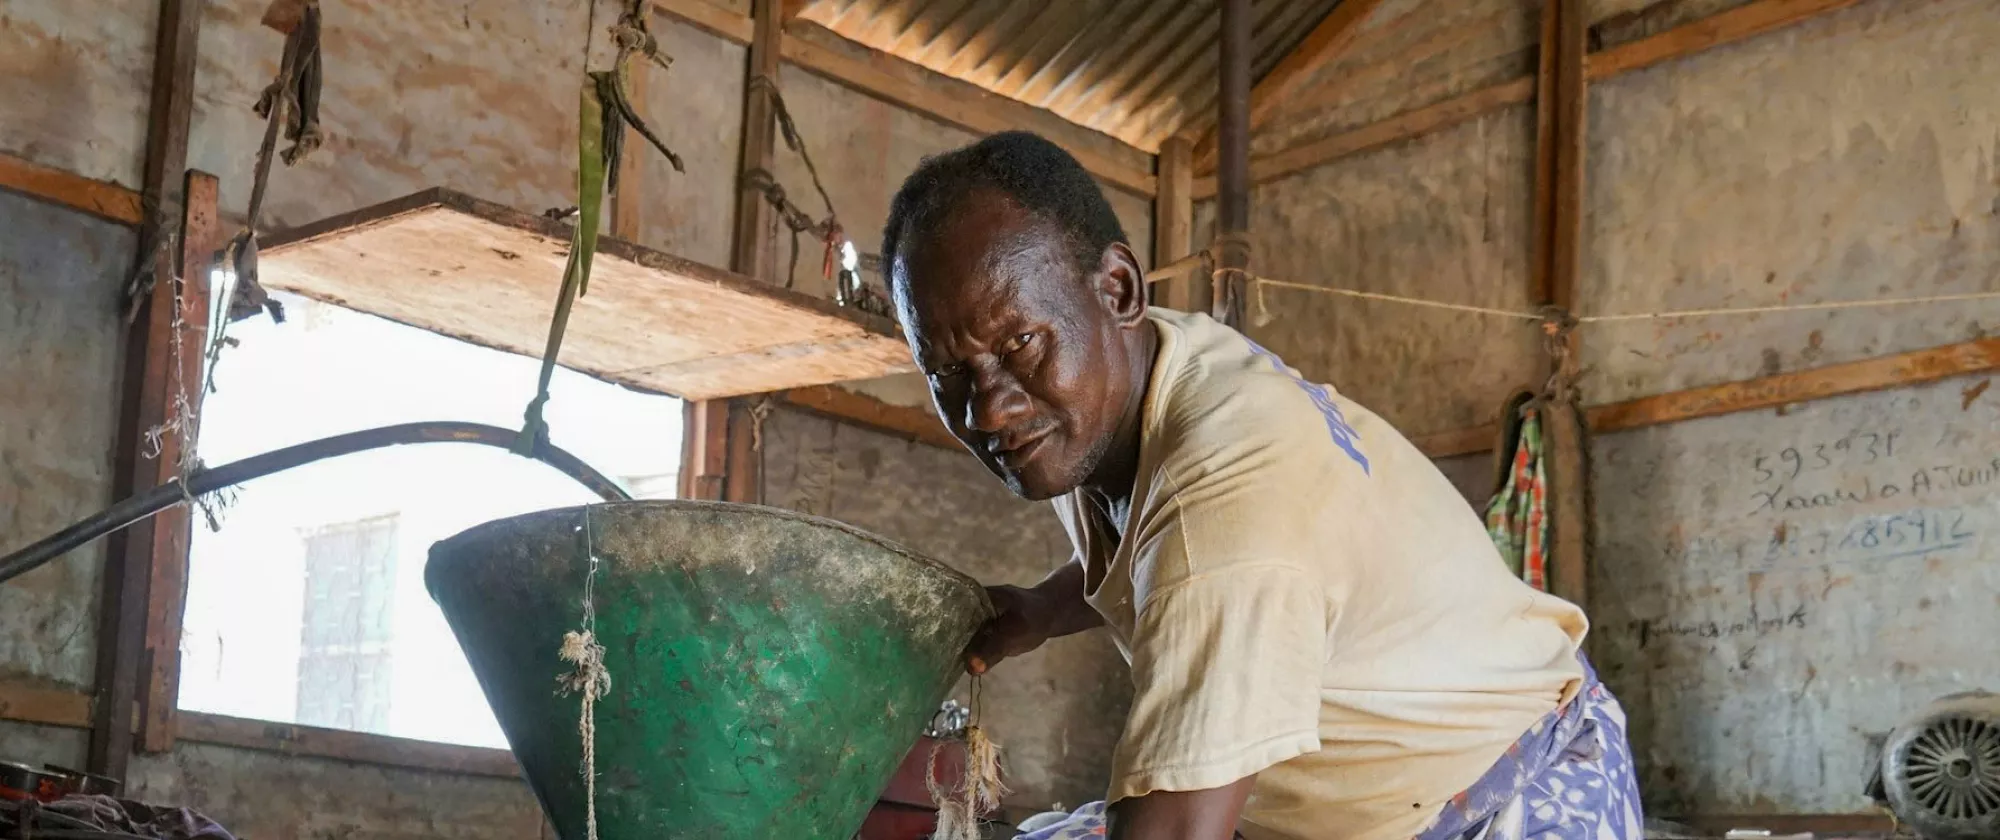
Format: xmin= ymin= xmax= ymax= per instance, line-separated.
xmin=1013 ymin=657 xmax=1641 ymax=840
xmin=1414 ymin=656 xmax=1644 ymax=840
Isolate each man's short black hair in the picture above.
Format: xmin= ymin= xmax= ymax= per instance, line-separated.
xmin=881 ymin=131 xmax=1128 ymax=288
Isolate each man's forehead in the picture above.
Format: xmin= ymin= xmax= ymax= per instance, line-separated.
xmin=902 ymin=219 xmax=1073 ymax=307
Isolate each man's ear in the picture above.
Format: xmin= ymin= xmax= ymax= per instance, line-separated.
xmin=1094 ymin=242 xmax=1148 ymax=328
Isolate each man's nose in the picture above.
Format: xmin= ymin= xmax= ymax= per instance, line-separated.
xmin=964 ymin=364 xmax=1032 ymax=435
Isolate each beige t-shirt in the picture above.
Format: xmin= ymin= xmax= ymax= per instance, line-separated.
xmin=1052 ymin=309 xmax=1587 ymax=840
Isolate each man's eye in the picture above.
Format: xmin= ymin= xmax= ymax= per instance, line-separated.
xmin=1002 ymin=333 xmax=1035 ymax=355
xmin=932 ymin=362 xmax=966 ymax=378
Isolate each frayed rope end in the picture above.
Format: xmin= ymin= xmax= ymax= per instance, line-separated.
xmin=927 ymin=725 xmax=1008 ymax=840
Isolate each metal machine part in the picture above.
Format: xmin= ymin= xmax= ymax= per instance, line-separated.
xmin=924 ymin=699 xmax=971 ymax=739
xmin=1867 ymin=691 xmax=2000 ymax=840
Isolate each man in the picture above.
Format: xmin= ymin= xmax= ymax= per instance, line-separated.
xmin=881 ymin=131 xmax=1642 ymax=840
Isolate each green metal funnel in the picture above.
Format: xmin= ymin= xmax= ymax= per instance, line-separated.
xmin=426 ymin=501 xmax=991 ymax=839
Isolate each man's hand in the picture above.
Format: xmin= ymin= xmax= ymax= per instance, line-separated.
xmin=966 ymin=584 xmax=1057 ymax=675
xmin=965 ymin=560 xmax=1105 ymax=675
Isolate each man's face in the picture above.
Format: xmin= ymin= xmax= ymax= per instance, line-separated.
xmin=893 ymin=192 xmax=1142 ymax=501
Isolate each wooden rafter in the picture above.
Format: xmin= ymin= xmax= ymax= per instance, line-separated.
xmin=1411 ymin=337 xmax=2000 ymax=460
xmin=653 ymin=0 xmax=1157 ymax=196
xmin=1188 ymin=0 xmax=1386 ymax=173
xmin=1192 ymin=0 xmax=1865 ymax=198
xmin=0 ymin=152 xmax=145 ymax=226
xmin=778 ymin=386 xmax=958 ymax=451
xmin=780 ymin=0 xmax=816 ymax=24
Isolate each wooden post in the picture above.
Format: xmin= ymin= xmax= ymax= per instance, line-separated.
xmin=612 ymin=57 xmax=650 ymax=246
xmin=1528 ymin=0 xmax=1590 ymax=613
xmin=1152 ymin=138 xmax=1194 ymax=310
xmin=1190 ymin=0 xmax=1385 ymax=173
xmin=679 ymin=400 xmax=732 ymax=501
xmin=691 ymin=0 xmax=788 ymax=504
xmin=134 ymin=172 xmax=220 ymax=755
xmin=92 ymin=0 xmax=202 ymax=781
xmin=1533 ymin=0 xmax=1587 ymax=315
xmin=731 ymin=0 xmax=784 ymax=285
xmin=1211 ymin=0 xmax=1252 ymax=328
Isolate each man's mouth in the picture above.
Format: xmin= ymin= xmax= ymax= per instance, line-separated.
xmin=991 ymin=427 xmax=1054 ymax=468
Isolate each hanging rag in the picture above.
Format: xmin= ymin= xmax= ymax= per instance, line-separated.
xmin=1484 ymin=389 xmax=1549 ymax=591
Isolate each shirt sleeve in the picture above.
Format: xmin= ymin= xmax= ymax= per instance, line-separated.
xmin=1106 ymin=564 xmax=1327 ymax=802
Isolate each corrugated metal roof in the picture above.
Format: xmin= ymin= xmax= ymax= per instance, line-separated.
xmin=799 ymin=0 xmax=1349 ymax=152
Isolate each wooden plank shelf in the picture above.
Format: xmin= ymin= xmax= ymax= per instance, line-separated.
xmin=260 ymin=188 xmax=913 ymax=400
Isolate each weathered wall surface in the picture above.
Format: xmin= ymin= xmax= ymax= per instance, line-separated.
xmin=129 ymin=746 xmax=545 ymax=839
xmin=1590 ymin=375 xmax=2000 ymax=814
xmin=0 ymin=191 xmax=132 ymax=690
xmin=1581 ymin=0 xmax=2000 ymax=402
xmin=1230 ymin=0 xmax=2000 ymax=820
xmin=1254 ymin=0 xmax=1767 ymax=159
xmin=637 ymin=17 xmax=751 ymax=267
xmin=0 ymin=721 xmax=89 ymax=774
xmin=1236 ymin=107 xmax=1543 ymax=435
xmin=1255 ymin=0 xmax=1539 ymax=157
xmin=758 ymin=407 xmax=1131 ymax=809
xmin=1577 ymin=0 xmax=2000 ymax=815
xmin=0 ymin=2 xmax=155 ymax=186
xmin=187 ymin=0 xmax=612 ymax=231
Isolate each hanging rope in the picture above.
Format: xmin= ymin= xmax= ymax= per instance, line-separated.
xmin=1253 ymin=276 xmax=1545 ymax=323
xmin=128 ymin=1 xmax=328 ymax=533
xmin=515 ymin=76 xmax=610 ymax=455
xmin=1245 ymin=266 xmax=2000 ymax=325
xmin=516 ymin=0 xmax=684 ymax=454
xmin=741 ymin=73 xmax=891 ymax=307
xmin=558 ymin=505 xmax=613 ymax=840
xmin=599 ymin=0 xmax=686 ymax=192
xmin=748 ymin=75 xmax=835 ymax=220
xmin=926 ymin=676 xmax=1008 ymax=840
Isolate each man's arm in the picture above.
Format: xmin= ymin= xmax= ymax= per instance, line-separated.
xmin=966 ymin=558 xmax=1104 ymax=674
xmin=1109 ymin=777 xmax=1256 ymax=840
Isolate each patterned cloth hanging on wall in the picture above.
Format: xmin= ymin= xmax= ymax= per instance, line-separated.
xmin=1485 ymin=392 xmax=1550 ymax=593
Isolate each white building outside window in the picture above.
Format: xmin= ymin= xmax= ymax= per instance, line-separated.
xmin=179 ymin=291 xmax=682 ymax=749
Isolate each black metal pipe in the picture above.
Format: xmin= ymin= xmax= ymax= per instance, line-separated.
xmin=0 ymin=421 xmax=632 ymax=586
xmin=1213 ymin=0 xmax=1253 ymax=327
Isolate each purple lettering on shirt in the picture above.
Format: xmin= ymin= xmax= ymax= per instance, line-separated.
xmin=1243 ymin=338 xmax=1370 ymax=475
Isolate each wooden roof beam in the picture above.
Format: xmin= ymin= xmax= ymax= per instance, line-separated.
xmin=1186 ymin=0 xmax=1386 ymax=174
xmin=654 ymin=0 xmax=1158 ymax=196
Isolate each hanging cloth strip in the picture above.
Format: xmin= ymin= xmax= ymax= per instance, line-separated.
xmin=1484 ymin=389 xmax=1549 ymax=591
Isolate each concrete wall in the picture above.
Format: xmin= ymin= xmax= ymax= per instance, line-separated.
xmin=0 ymin=191 xmax=131 ymax=691
xmin=1245 ymin=0 xmax=2000 ymax=818
xmin=1580 ymin=0 xmax=2000 ymax=814
xmin=0 ymin=191 xmax=131 ymax=777
xmin=1236 ymin=106 xmax=1544 ymax=434
xmin=0 ymin=0 xmax=1132 ymax=831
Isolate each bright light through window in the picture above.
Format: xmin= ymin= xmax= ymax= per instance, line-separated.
xmin=179 ymin=291 xmax=682 ymax=749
